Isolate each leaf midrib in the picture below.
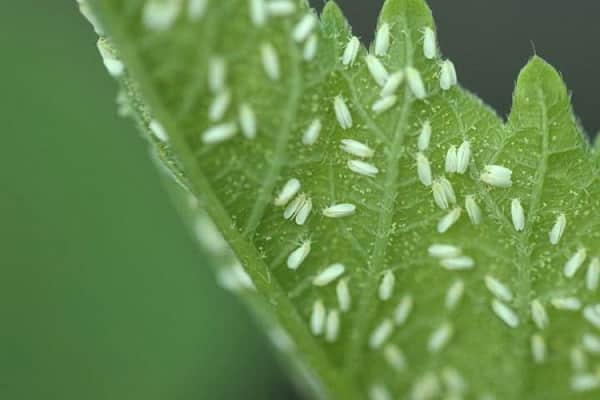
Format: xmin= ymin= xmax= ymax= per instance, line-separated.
xmin=513 ymin=87 xmax=550 ymax=396
xmin=342 ymin=12 xmax=416 ymax=379
xmin=242 ymin=21 xmax=303 ymax=238
xmin=174 ymin=5 xmax=221 ymax=120
xmin=450 ymin=86 xmax=552 ymax=395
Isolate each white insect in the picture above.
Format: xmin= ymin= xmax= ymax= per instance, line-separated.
xmin=217 ymin=261 xmax=256 ymax=292
xmin=336 ymin=279 xmax=351 ymax=312
xmin=378 ymin=270 xmax=396 ymax=301
xmin=445 ymin=145 xmax=458 ymax=173
xmin=423 ymin=27 xmax=437 ymax=59
xmin=571 ymin=374 xmax=600 ymax=392
xmin=416 ymin=152 xmax=433 ymax=186
xmin=583 ymin=305 xmax=600 ymax=329
xmin=511 ymin=198 xmax=525 ymax=232
xmin=571 ymin=346 xmax=587 ymax=371
xmin=283 ymin=193 xmax=306 ymax=219
xmin=194 ymin=215 xmax=227 ymax=253
xmin=369 ymin=385 xmax=392 ymax=400
xmin=412 ymin=373 xmax=441 ymax=400
xmin=582 ymin=333 xmax=600 ymax=354
xmin=342 ymin=36 xmax=360 ymax=66
xmin=380 ymin=71 xmax=405 ymax=97
xmin=187 ymin=0 xmax=208 ymax=20
xmin=274 ymin=178 xmax=301 ymax=206
xmin=456 ymin=141 xmax=471 ymax=173
xmin=365 ymin=55 xmax=389 ymax=86
xmin=348 ymin=160 xmax=379 ymax=177
xmin=465 ymin=195 xmax=482 ymax=225
xmin=484 ymin=275 xmax=513 ymax=302
xmin=149 ymin=120 xmax=168 ymax=142
xmin=369 ymin=319 xmax=394 ymax=349
xmin=325 ymin=310 xmax=340 ymax=342
xmin=428 ymin=244 xmax=461 ymax=258
xmin=372 ymin=95 xmax=397 ymax=114
xmin=209 ymin=89 xmax=232 ymax=121
xmin=374 ymin=23 xmax=391 ymax=56
xmin=293 ymin=13 xmax=317 ymax=43
xmin=302 ymin=119 xmax=322 ymax=145
xmin=587 ymin=258 xmax=600 ymax=291
xmin=310 ymin=300 xmax=326 ymax=336
xmin=287 ymin=240 xmax=311 ymax=270
xmin=340 ymin=139 xmax=374 ymax=158
xmin=323 ymin=203 xmax=356 ymax=218
xmin=249 ymin=0 xmax=267 ymax=27
xmin=295 ymin=197 xmax=312 ymax=225
xmin=549 ymin=213 xmax=566 ymax=245
xmin=438 ymin=207 xmax=462 ymax=233
xmin=265 ymin=0 xmax=295 ymax=16
xmin=208 ymin=56 xmax=226 ymax=93
xmin=439 ymin=177 xmax=456 ymax=204
xmin=313 ymin=263 xmax=345 ymax=286
xmin=417 ymin=121 xmax=432 ymax=151
xmin=531 ymin=334 xmax=546 ymax=364
xmin=405 ymin=67 xmax=426 ymax=99
xmin=441 ymin=367 xmax=466 ymax=393
xmin=334 ymin=96 xmax=353 ymax=129
xmin=239 ymin=103 xmax=257 ymax=139
xmin=97 ymin=39 xmax=124 ymax=77
xmin=441 ymin=256 xmax=474 ymax=271
xmin=268 ymin=327 xmax=294 ymax=352
xmin=564 ymin=248 xmax=587 ymax=278
xmin=261 ymin=42 xmax=280 ymax=80
xmin=551 ymin=297 xmax=582 ymax=311
xmin=432 ymin=181 xmax=450 ymax=210
xmin=202 ymin=122 xmax=238 ymax=144
xmin=383 ymin=344 xmax=406 ymax=371
xmin=394 ymin=294 xmax=413 ymax=325
xmin=530 ymin=299 xmax=549 ymax=330
xmin=142 ymin=0 xmax=182 ymax=31
xmin=439 ymin=59 xmax=458 ymax=90
xmin=442 ymin=372 xmax=465 ymax=394
xmin=480 ymin=165 xmax=512 ymax=187
xmin=303 ymin=34 xmax=318 ymax=61
xmin=492 ymin=299 xmax=519 ymax=328
xmin=446 ymin=279 xmax=465 ymax=311
xmin=428 ymin=322 xmax=453 ymax=353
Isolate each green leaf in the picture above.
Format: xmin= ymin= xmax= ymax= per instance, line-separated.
xmin=82 ymin=0 xmax=600 ymax=398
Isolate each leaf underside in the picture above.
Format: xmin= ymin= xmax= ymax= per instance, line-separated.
xmin=85 ymin=0 xmax=600 ymax=399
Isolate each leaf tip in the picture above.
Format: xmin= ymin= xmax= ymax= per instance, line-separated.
xmin=321 ymin=1 xmax=344 ymax=23
xmin=516 ymin=55 xmax=566 ymax=93
xmin=379 ymin=0 xmax=433 ymax=24
xmin=512 ymin=55 xmax=571 ymax=112
xmin=520 ymin=55 xmax=558 ymax=78
xmin=321 ymin=1 xmax=343 ymax=18
xmin=320 ymin=1 xmax=350 ymax=34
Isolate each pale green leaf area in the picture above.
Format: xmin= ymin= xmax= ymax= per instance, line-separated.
xmin=83 ymin=0 xmax=600 ymax=398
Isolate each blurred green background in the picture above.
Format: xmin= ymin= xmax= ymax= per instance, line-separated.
xmin=2 ymin=1 xmax=598 ymax=399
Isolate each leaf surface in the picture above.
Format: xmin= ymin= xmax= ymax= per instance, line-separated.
xmin=84 ymin=0 xmax=600 ymax=398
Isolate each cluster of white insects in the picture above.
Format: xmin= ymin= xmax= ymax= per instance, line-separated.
xmin=202 ymin=0 xmax=318 ymax=144
xmin=83 ymin=0 xmax=600 ymax=397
